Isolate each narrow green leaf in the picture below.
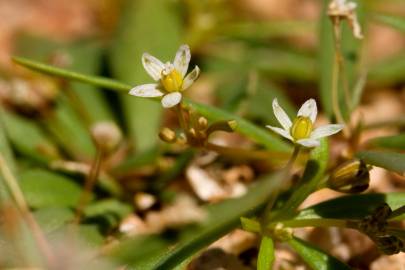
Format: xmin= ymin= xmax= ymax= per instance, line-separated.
xmin=20 ymin=169 xmax=84 ymax=208
xmin=295 ymin=192 xmax=405 ymax=220
xmin=110 ymin=0 xmax=181 ymax=152
xmin=288 ymin=237 xmax=351 ymax=270
xmin=0 ymin=112 xmax=15 ymax=202
xmin=258 ymin=236 xmax=275 ymax=270
xmin=373 ymin=13 xmax=405 ymax=32
xmin=356 ymin=151 xmax=405 ymax=174
xmin=13 ymin=57 xmax=291 ymax=152
xmin=367 ymin=134 xmax=405 ymax=150
xmin=273 ymin=138 xmax=329 ymax=221
xmin=2 ymin=110 xmax=59 ymax=163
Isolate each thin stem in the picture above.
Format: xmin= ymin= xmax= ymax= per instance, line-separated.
xmin=175 ymin=103 xmax=188 ymax=132
xmin=260 ymin=146 xmax=301 ymax=227
xmin=331 ymin=19 xmax=346 ymax=127
xmin=74 ymin=148 xmax=104 ymax=223
xmin=275 ymin=218 xmax=349 ymax=229
xmin=0 ymin=154 xmax=56 ymax=268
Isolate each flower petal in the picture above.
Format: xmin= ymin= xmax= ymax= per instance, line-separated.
xmin=129 ymin=84 xmax=164 ymax=97
xmin=297 ymin=99 xmax=317 ymax=123
xmin=296 ymin=138 xmax=320 ymax=148
xmin=174 ymin=44 xmax=191 ymax=77
xmin=161 ymin=92 xmax=182 ymax=108
xmin=272 ymin=98 xmax=292 ymax=130
xmin=142 ymin=53 xmax=165 ymax=81
xmin=310 ymin=124 xmax=344 ymax=140
xmin=181 ymin=66 xmax=200 ymax=91
xmin=266 ymin=125 xmax=293 ymax=141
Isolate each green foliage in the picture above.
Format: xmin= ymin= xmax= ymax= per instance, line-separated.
xmin=288 ymin=237 xmax=351 ymax=270
xmin=20 ymin=169 xmax=84 ymax=208
xmin=258 ymin=236 xmax=275 ymax=270
xmin=367 ymin=134 xmax=405 ymax=150
xmin=356 ymin=151 xmax=405 ymax=175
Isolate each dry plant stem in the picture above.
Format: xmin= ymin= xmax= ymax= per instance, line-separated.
xmin=0 ymin=154 xmax=56 ymax=268
xmin=331 ymin=19 xmax=347 ymax=130
xmin=61 ymin=80 xmax=92 ymax=127
xmin=74 ymin=148 xmax=104 ymax=223
xmin=260 ymin=146 xmax=301 ymax=226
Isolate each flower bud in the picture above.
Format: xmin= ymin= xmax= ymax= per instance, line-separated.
xmin=91 ymin=122 xmax=122 ymax=152
xmin=158 ymin=127 xmax=177 ymax=143
xmin=196 ymin=116 xmax=208 ymax=130
xmin=327 ymin=159 xmax=370 ymax=193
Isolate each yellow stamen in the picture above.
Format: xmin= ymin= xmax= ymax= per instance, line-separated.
xmin=161 ymin=69 xmax=183 ymax=92
xmin=290 ymin=116 xmax=312 ymax=140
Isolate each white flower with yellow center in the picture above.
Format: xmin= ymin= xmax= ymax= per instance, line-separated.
xmin=129 ymin=44 xmax=200 ymax=108
xmin=266 ymin=99 xmax=344 ymax=148
xmin=328 ymin=0 xmax=363 ymax=39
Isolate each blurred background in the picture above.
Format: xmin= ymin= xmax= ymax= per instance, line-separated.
xmin=0 ymin=0 xmax=404 ymax=269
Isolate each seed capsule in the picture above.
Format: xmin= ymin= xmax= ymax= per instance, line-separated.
xmin=375 ymin=235 xmax=404 ymax=255
xmin=327 ymin=159 xmax=370 ymax=193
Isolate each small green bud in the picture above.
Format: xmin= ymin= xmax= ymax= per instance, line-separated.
xmin=290 ymin=116 xmax=312 ymax=140
xmin=206 ymin=120 xmax=237 ymax=135
xmin=327 ymin=159 xmax=370 ymax=193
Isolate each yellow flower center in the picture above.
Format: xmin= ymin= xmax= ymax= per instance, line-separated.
xmin=290 ymin=116 xmax=313 ymax=140
xmin=161 ymin=69 xmax=183 ymax=92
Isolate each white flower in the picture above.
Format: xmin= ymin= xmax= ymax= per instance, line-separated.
xmin=328 ymin=0 xmax=363 ymax=39
xmin=266 ymin=99 xmax=344 ymax=148
xmin=129 ymin=44 xmax=200 ymax=108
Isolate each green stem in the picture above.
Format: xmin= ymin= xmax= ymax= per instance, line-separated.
xmin=276 ymin=218 xmax=349 ymax=229
xmin=260 ymin=146 xmax=300 ymax=226
xmin=74 ymin=148 xmax=104 ymax=223
xmin=175 ymin=103 xmax=188 ymax=132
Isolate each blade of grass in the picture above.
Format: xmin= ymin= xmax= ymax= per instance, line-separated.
xmin=288 ymin=237 xmax=351 ymax=270
xmin=356 ymin=151 xmax=405 ymax=175
xmin=373 ymin=13 xmax=405 ymax=32
xmin=13 ymin=57 xmax=291 ymax=152
xmin=257 ymin=236 xmax=275 ymax=270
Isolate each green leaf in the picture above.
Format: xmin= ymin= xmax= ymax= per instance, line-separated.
xmin=2 ymin=110 xmax=59 ymax=163
xmin=20 ymin=169 xmax=84 ymax=208
xmin=288 ymin=237 xmax=351 ymax=270
xmin=110 ymin=0 xmax=181 ymax=152
xmin=0 ymin=111 xmax=15 ymax=202
xmin=83 ymin=199 xmax=133 ymax=228
xmin=34 ymin=207 xmax=74 ymax=233
xmin=373 ymin=13 xmax=405 ymax=32
xmin=367 ymin=134 xmax=405 ymax=150
xmin=258 ymin=236 xmax=275 ymax=270
xmin=356 ymin=151 xmax=405 ymax=174
xmin=13 ymin=57 xmax=291 ymax=152
xmin=295 ymin=192 xmax=405 ymax=221
xmin=273 ymin=138 xmax=329 ymax=221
